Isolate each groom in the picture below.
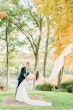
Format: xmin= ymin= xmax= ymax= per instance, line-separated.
xmin=16 ymin=62 xmax=30 ymax=94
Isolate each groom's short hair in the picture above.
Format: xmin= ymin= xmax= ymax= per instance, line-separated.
xmin=26 ymin=62 xmax=30 ymax=65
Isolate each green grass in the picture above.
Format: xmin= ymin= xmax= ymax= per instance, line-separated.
xmin=0 ymin=90 xmax=73 ymax=110
xmin=54 ymin=88 xmax=67 ymax=92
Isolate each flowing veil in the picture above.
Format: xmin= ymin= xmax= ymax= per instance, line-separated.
xmin=39 ymin=44 xmax=73 ymax=82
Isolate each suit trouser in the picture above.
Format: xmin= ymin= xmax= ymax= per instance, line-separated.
xmin=15 ymin=80 xmax=21 ymax=96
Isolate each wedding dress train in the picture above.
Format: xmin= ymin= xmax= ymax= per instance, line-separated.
xmin=16 ymin=73 xmax=52 ymax=106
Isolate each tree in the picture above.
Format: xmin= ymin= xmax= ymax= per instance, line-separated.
xmin=43 ymin=20 xmax=50 ymax=76
xmin=0 ymin=18 xmax=18 ymax=85
xmin=34 ymin=0 xmax=55 ymax=76
xmin=57 ymin=66 xmax=64 ymax=88
xmin=9 ymin=0 xmax=44 ymax=70
xmin=0 ymin=0 xmax=44 ymax=87
xmin=0 ymin=1 xmax=23 ymax=84
xmin=34 ymin=0 xmax=73 ymax=83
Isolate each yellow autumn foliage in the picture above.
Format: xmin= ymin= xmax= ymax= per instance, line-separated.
xmin=53 ymin=24 xmax=73 ymax=67
xmin=34 ymin=0 xmax=73 ymax=67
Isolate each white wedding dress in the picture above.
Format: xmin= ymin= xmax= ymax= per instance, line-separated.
xmin=16 ymin=73 xmax=52 ymax=106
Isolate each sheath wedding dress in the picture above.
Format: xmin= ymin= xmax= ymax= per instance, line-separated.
xmin=16 ymin=73 xmax=52 ymax=106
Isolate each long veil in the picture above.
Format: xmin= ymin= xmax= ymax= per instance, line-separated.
xmin=39 ymin=44 xmax=73 ymax=82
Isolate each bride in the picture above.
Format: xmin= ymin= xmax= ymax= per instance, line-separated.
xmin=16 ymin=70 xmax=52 ymax=106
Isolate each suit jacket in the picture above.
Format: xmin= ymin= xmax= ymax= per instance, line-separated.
xmin=18 ymin=66 xmax=28 ymax=84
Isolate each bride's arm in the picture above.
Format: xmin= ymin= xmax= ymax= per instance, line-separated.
xmin=26 ymin=74 xmax=35 ymax=81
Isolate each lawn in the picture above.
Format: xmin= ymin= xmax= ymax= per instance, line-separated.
xmin=0 ymin=90 xmax=73 ymax=110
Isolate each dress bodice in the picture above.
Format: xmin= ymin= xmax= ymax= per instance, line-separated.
xmin=25 ymin=73 xmax=33 ymax=90
xmin=27 ymin=73 xmax=33 ymax=78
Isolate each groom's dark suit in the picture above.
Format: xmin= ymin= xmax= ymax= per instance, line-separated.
xmin=17 ymin=66 xmax=29 ymax=87
xmin=15 ymin=66 xmax=29 ymax=95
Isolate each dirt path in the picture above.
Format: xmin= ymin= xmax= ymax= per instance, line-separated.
xmin=1 ymin=95 xmax=43 ymax=106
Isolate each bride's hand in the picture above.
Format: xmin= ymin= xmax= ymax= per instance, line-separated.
xmin=26 ymin=77 xmax=30 ymax=81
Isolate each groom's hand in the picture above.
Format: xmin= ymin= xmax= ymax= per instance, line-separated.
xmin=26 ymin=78 xmax=29 ymax=81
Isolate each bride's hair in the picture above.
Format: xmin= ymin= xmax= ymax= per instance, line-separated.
xmin=35 ymin=71 xmax=39 ymax=80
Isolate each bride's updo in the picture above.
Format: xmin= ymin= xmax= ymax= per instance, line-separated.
xmin=35 ymin=70 xmax=39 ymax=80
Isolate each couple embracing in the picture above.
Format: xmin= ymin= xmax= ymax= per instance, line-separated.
xmin=15 ymin=62 xmax=52 ymax=106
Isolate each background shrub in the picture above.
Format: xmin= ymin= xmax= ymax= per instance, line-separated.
xmin=66 ymin=85 xmax=73 ymax=93
xmin=60 ymin=80 xmax=73 ymax=89
xmin=0 ymin=80 xmax=7 ymax=90
xmin=35 ymin=83 xmax=56 ymax=91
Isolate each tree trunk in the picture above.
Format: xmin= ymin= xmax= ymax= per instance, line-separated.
xmin=33 ymin=35 xmax=41 ymax=89
xmin=43 ymin=36 xmax=49 ymax=76
xmin=33 ymin=54 xmax=38 ymax=90
xmin=34 ymin=54 xmax=38 ymax=70
xmin=6 ymin=24 xmax=10 ymax=86
xmin=57 ymin=66 xmax=64 ymax=88
xmin=43 ymin=20 xmax=49 ymax=76
xmin=33 ymin=29 xmax=42 ymax=89
xmin=34 ymin=29 xmax=42 ymax=70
